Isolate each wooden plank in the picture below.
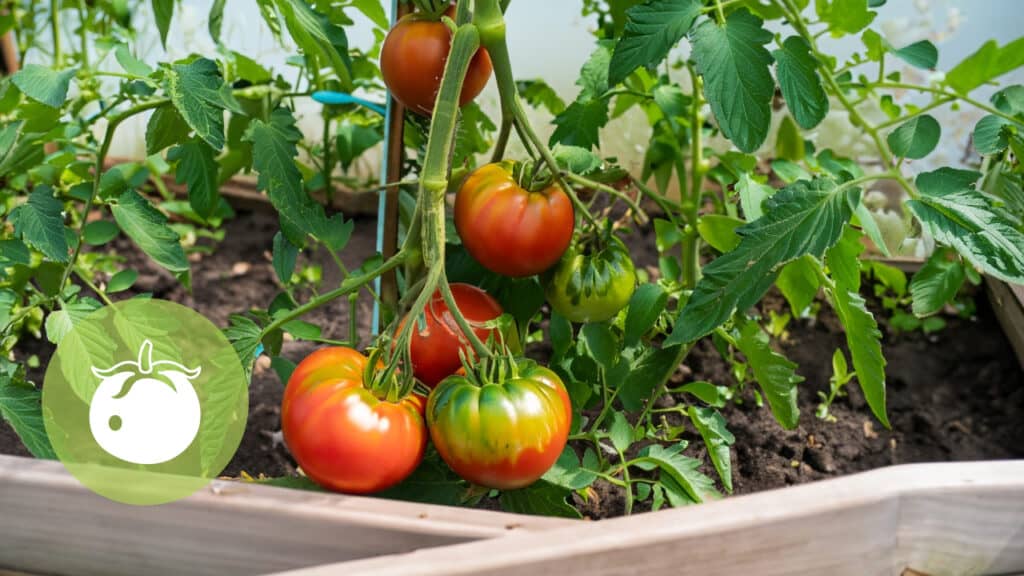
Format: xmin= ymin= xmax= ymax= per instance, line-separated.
xmin=0 ymin=455 xmax=573 ymax=576
xmin=0 ymin=32 xmax=18 ymax=75
xmin=274 ymin=462 xmax=1024 ymax=576
xmin=986 ymin=277 xmax=1024 ymax=370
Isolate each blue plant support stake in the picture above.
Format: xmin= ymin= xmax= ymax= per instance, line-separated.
xmin=372 ymin=0 xmax=402 ymax=336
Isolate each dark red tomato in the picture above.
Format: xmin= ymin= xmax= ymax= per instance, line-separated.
xmin=281 ymin=347 xmax=426 ymax=494
xmin=401 ymin=283 xmax=503 ymax=387
xmin=380 ymin=8 xmax=493 ymax=116
xmin=454 ymin=162 xmax=575 ymax=277
xmin=427 ymin=360 xmax=572 ymax=490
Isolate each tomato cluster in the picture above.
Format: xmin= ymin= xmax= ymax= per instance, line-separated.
xmin=282 ymin=284 xmax=572 ymax=493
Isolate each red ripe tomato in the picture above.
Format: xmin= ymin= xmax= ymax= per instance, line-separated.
xmin=402 ymin=283 xmax=503 ymax=387
xmin=281 ymin=347 xmax=426 ymax=494
xmin=380 ymin=8 xmax=493 ymax=116
xmin=427 ymin=360 xmax=572 ymax=490
xmin=455 ymin=162 xmax=575 ymax=277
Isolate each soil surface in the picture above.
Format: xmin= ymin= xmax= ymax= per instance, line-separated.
xmin=4 ymin=208 xmax=1022 ymax=518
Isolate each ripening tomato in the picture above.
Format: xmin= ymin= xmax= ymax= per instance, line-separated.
xmin=545 ymin=235 xmax=637 ymax=323
xmin=401 ymin=283 xmax=503 ymax=387
xmin=380 ymin=8 xmax=493 ymax=116
xmin=455 ymin=162 xmax=575 ymax=277
xmin=281 ymin=347 xmax=426 ymax=494
xmin=427 ymin=360 xmax=571 ymax=490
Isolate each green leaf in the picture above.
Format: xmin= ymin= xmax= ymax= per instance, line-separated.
xmin=688 ymin=406 xmax=734 ymax=492
xmin=775 ymin=114 xmax=805 ymax=161
xmin=501 ymin=480 xmax=581 ymax=518
xmin=581 ymin=323 xmax=618 ymax=373
xmin=773 ymin=36 xmax=829 ymax=129
xmin=690 ymin=9 xmax=774 ymax=153
xmin=854 ymin=202 xmax=891 ymax=258
xmin=619 ymin=344 xmax=682 ymax=411
xmin=335 ymin=120 xmax=383 ymax=172
xmin=816 ymin=0 xmax=875 ymax=35
xmin=517 ymin=79 xmax=567 ymax=115
xmin=11 ymin=65 xmax=76 ymax=108
xmin=168 ymin=140 xmax=220 ymax=219
xmin=825 ymin=225 xmax=865 ymax=292
xmin=0 ymin=361 xmax=56 ymax=459
xmin=270 ymin=356 xmax=296 ymax=384
xmin=697 ymin=214 xmax=743 ymax=253
xmin=274 ymin=0 xmax=352 ymax=90
xmin=973 ymin=115 xmax=1010 ymax=155
xmin=152 ymin=0 xmax=174 ymax=47
xmin=736 ymin=172 xmax=775 ymax=221
xmin=624 ymin=283 xmax=668 ymax=345
xmin=667 ymin=178 xmax=859 ymax=344
xmin=209 ymin=0 xmax=227 ymax=43
xmin=146 ymin=104 xmax=192 ymax=155
xmin=543 ymin=447 xmax=598 ymax=491
xmin=0 ymin=239 xmax=31 ymax=266
xmin=735 ymin=320 xmax=802 ymax=429
xmin=9 ymin=187 xmax=68 ymax=262
xmin=107 ymin=269 xmax=138 ymax=293
xmin=887 ymin=114 xmax=940 ymax=159
xmin=244 ymin=107 xmax=341 ymax=247
xmin=946 ymin=36 xmax=1024 ymax=95
xmin=678 ymin=381 xmax=727 ymax=408
xmin=608 ymin=0 xmax=702 ymax=86
xmin=224 ymin=314 xmax=262 ymax=367
xmin=775 ymin=256 xmax=821 ymax=315
xmin=549 ymin=312 xmax=573 ymax=359
xmin=549 ymin=100 xmax=609 ymax=151
xmin=636 ymin=444 xmax=717 ymax=503
xmin=907 ymin=168 xmax=1024 ymax=284
xmin=272 ymin=231 xmax=298 ymax=284
xmin=115 ymin=44 xmax=154 ymax=77
xmin=831 ymin=288 xmax=888 ymax=427
xmin=892 ymin=40 xmax=938 ymax=69
xmin=164 ymin=58 xmax=236 ymax=150
xmin=992 ymin=85 xmax=1024 ymax=116
xmin=771 ymin=159 xmax=811 ymax=183
xmin=608 ymin=411 xmax=633 ymax=453
xmin=553 ymin=145 xmax=602 ymax=175
xmin=110 ymin=190 xmax=189 ymax=273
xmin=910 ymin=248 xmax=965 ymax=317
xmin=350 ymin=0 xmax=389 ymax=29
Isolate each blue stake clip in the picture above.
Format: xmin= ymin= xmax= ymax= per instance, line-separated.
xmin=311 ymin=91 xmax=387 ymax=116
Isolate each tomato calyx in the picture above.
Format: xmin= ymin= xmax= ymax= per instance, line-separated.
xmin=410 ymin=0 xmax=451 ymax=20
xmin=510 ymin=160 xmax=556 ymax=194
xmin=457 ymin=345 xmax=525 ymax=389
xmin=363 ymin=344 xmax=419 ymax=404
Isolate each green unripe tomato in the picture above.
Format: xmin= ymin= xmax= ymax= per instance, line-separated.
xmin=544 ymin=235 xmax=637 ymax=323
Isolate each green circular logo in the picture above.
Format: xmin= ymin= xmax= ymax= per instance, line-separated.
xmin=43 ymin=299 xmax=249 ymax=506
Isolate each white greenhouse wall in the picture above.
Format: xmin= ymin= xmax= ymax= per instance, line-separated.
xmin=63 ymin=0 xmax=1024 ymax=177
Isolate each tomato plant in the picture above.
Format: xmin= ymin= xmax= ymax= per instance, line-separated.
xmin=282 ymin=347 xmax=426 ymax=494
xmin=427 ymin=356 xmax=571 ymax=490
xmin=403 ymin=282 xmax=503 ymax=386
xmin=454 ymin=162 xmax=575 ymax=277
xmin=1 ymin=0 xmax=1023 ymax=518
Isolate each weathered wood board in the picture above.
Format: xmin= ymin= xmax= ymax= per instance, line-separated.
xmin=273 ymin=461 xmax=1024 ymax=576
xmin=0 ymin=455 xmax=572 ymax=576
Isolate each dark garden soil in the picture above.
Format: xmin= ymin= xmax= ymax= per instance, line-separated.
xmin=4 ymin=208 xmax=1022 ymax=519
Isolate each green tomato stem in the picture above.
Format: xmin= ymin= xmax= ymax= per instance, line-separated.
xmin=260 ymin=250 xmax=407 ymax=341
xmin=58 ymin=98 xmax=170 ymax=293
xmin=564 ymin=172 xmax=649 ymax=223
xmin=439 ymin=271 xmax=494 ymax=359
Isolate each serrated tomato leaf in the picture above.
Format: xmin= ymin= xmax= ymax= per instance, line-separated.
xmin=608 ymin=0 xmax=702 ymax=86
xmin=667 ymin=178 xmax=860 ymax=344
xmin=774 ymin=36 xmax=829 ymax=129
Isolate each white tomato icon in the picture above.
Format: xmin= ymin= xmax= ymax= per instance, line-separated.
xmin=89 ymin=340 xmax=202 ymax=465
